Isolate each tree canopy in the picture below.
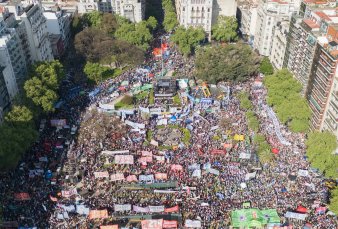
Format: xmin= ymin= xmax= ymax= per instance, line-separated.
xmin=5 ymin=105 xmax=33 ymax=124
xmin=24 ymin=61 xmax=64 ymax=112
xmin=264 ymin=69 xmax=311 ymax=132
xmin=260 ymin=57 xmax=274 ymax=75
xmin=195 ymin=43 xmax=259 ymax=83
xmin=329 ymin=187 xmax=338 ymax=215
xmin=170 ymin=26 xmax=205 ymax=56
xmin=212 ymin=16 xmax=238 ymax=42
xmin=84 ymin=62 xmax=115 ymax=84
xmin=306 ymin=131 xmax=337 ymax=178
xmin=162 ymin=0 xmax=178 ymax=32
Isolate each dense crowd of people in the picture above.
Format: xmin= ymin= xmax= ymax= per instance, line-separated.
xmin=0 ymin=34 xmax=337 ymax=229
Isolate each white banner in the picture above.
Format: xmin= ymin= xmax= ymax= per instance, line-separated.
xmin=192 ymin=169 xmax=201 ymax=178
xmin=207 ymin=168 xmax=220 ymax=175
xmin=298 ymin=169 xmax=309 ymax=177
xmin=76 ymin=204 xmax=90 ymax=215
xmin=94 ymin=171 xmax=109 ymax=178
xmin=61 ymin=188 xmax=78 ymax=198
xmin=188 ymin=164 xmax=200 ymax=170
xmin=153 ymin=190 xmax=178 ymax=194
xmin=99 ymin=103 xmax=115 ymax=110
xmin=185 ymin=220 xmax=201 ymax=228
xmin=150 ymin=108 xmax=162 ymax=115
xmin=139 ymin=106 xmax=150 ymax=113
xmin=245 ymin=171 xmax=257 ymax=181
xmin=125 ymin=120 xmax=145 ymax=129
xmin=150 ymin=139 xmax=159 ymax=147
xmin=139 ymin=175 xmax=154 ymax=183
xmin=210 ymin=125 xmax=219 ymax=131
xmin=114 ymin=204 xmax=131 ymax=212
xmin=284 ymin=212 xmax=307 ymax=220
xmin=101 ymin=150 xmax=129 ymax=156
xmin=157 ymin=119 xmax=168 ymax=126
xmin=110 ymin=173 xmax=125 ymax=181
xmin=239 ymin=153 xmax=251 ymax=159
xmin=115 ymin=155 xmax=134 ymax=164
xmin=148 ymin=205 xmax=165 ymax=212
xmin=154 ymin=155 xmax=165 ymax=162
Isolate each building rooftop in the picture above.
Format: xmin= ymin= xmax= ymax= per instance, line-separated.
xmin=303 ymin=19 xmax=320 ymax=29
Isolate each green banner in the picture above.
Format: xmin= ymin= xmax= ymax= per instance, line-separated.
xmin=231 ymin=209 xmax=280 ymax=228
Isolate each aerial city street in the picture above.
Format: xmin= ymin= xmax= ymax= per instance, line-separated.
xmin=0 ymin=0 xmax=337 ymax=228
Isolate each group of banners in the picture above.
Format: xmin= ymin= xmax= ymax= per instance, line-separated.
xmin=141 ymin=219 xmax=178 ymax=229
xmin=94 ymin=172 xmax=169 ymax=183
xmin=114 ymin=204 xmax=179 ymax=213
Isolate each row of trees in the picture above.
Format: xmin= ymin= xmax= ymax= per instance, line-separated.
xmin=195 ymin=43 xmax=259 ymax=83
xmin=162 ymin=0 xmax=178 ymax=32
xmin=171 ymin=26 xmax=205 ymax=56
xmin=0 ymin=60 xmax=64 ymax=170
xmin=264 ymin=69 xmax=311 ymax=132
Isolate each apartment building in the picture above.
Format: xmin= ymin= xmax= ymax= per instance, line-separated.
xmin=285 ymin=1 xmax=338 ymax=136
xmin=237 ymin=0 xmax=258 ymax=45
xmin=112 ymin=0 xmax=145 ymax=23
xmin=78 ymin=0 xmax=98 ymax=14
xmin=270 ymin=20 xmax=289 ymax=69
xmin=43 ymin=10 xmax=72 ymax=57
xmin=98 ymin=0 xmax=113 ymax=13
xmin=253 ymin=0 xmax=300 ymax=57
xmin=175 ymin=0 xmax=237 ymax=39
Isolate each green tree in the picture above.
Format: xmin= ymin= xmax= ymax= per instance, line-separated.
xmin=84 ymin=62 xmax=112 ymax=84
xmin=171 ymin=26 xmax=205 ymax=56
xmin=329 ymin=187 xmax=338 ymax=215
xmin=212 ymin=16 xmax=238 ymax=42
xmin=162 ymin=0 xmax=178 ymax=32
xmin=146 ymin=16 xmax=158 ymax=31
xmin=264 ymin=69 xmax=311 ymax=132
xmin=260 ymin=57 xmax=274 ymax=75
xmin=5 ymin=105 xmax=33 ymax=124
xmin=82 ymin=11 xmax=103 ymax=28
xmin=258 ymin=149 xmax=275 ymax=164
xmin=306 ymin=131 xmax=338 ymax=178
xmin=195 ymin=43 xmax=259 ymax=83
xmin=24 ymin=61 xmax=64 ymax=113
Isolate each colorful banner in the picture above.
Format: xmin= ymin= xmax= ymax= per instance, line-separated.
xmin=138 ymin=156 xmax=153 ymax=163
xmin=94 ymin=172 xmax=109 ymax=178
xmin=142 ymin=151 xmax=152 ymax=156
xmin=163 ymin=220 xmax=177 ymax=228
xmin=50 ymin=119 xmax=66 ymax=127
xmin=155 ymin=173 xmax=168 ymax=180
xmin=170 ymin=164 xmax=183 ymax=171
xmin=110 ymin=173 xmax=125 ymax=181
xmin=231 ymin=209 xmax=280 ymax=227
xmin=14 ymin=193 xmax=31 ymax=201
xmin=115 ymin=155 xmax=134 ymax=164
xmin=89 ymin=209 xmax=108 ymax=220
xmin=61 ymin=188 xmax=78 ymax=198
xmin=126 ymin=175 xmax=138 ymax=182
xmin=164 ymin=205 xmax=179 ymax=213
xmin=114 ymin=204 xmax=131 ymax=212
xmin=141 ymin=219 xmax=163 ymax=229
xmin=211 ymin=149 xmax=227 ymax=155
xmin=100 ymin=225 xmax=118 ymax=229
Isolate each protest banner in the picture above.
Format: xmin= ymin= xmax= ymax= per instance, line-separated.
xmin=115 ymin=155 xmax=134 ymax=164
xmin=148 ymin=205 xmax=165 ymax=212
xmin=154 ymin=155 xmax=165 ymax=162
xmin=94 ymin=172 xmax=109 ymax=179
xmin=185 ymin=220 xmax=201 ymax=228
xmin=153 ymin=190 xmax=178 ymax=194
xmin=88 ymin=209 xmax=108 ymax=220
xmin=155 ymin=173 xmax=168 ymax=180
xmin=138 ymin=156 xmax=153 ymax=163
xmin=125 ymin=120 xmax=145 ymax=129
xmin=126 ymin=175 xmax=138 ymax=182
xmin=211 ymin=149 xmax=227 ymax=155
xmin=110 ymin=173 xmax=125 ymax=181
xmin=164 ymin=205 xmax=179 ymax=213
xmin=76 ymin=204 xmax=90 ymax=215
xmin=192 ymin=169 xmax=201 ymax=178
xmin=188 ymin=164 xmax=200 ymax=170
xmin=141 ymin=151 xmax=152 ymax=157
xmin=245 ymin=172 xmax=257 ymax=181
xmin=61 ymin=188 xmax=78 ymax=198
xmin=14 ymin=193 xmax=31 ymax=201
xmin=101 ymin=150 xmax=129 ymax=156
xmin=133 ymin=205 xmax=150 ymax=213
xmin=50 ymin=119 xmax=66 ymax=127
xmin=163 ymin=220 xmax=178 ymax=228
xmin=100 ymin=225 xmax=119 ymax=229
xmin=207 ymin=168 xmax=220 ymax=176
xmin=114 ymin=204 xmax=131 ymax=212
xmin=139 ymin=106 xmax=150 ymax=113
xmin=150 ymin=139 xmax=159 ymax=147
xmin=141 ymin=219 xmax=163 ymax=229
xmin=298 ymin=169 xmax=309 ymax=177
xmin=139 ymin=175 xmax=155 ymax=183
xmin=170 ymin=164 xmax=183 ymax=171
xmin=284 ymin=212 xmax=307 ymax=220
xmin=239 ymin=153 xmax=251 ymax=159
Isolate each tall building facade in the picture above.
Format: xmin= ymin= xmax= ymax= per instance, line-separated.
xmin=284 ymin=0 xmax=338 ymax=136
xmin=112 ymin=0 xmax=145 ymax=23
xmin=175 ymin=0 xmax=237 ymax=39
xmin=237 ymin=0 xmax=258 ymax=46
